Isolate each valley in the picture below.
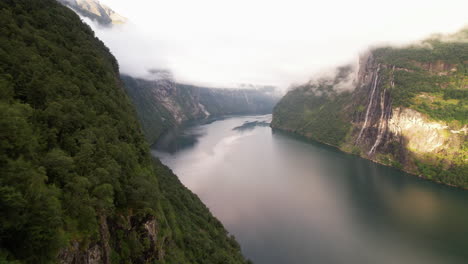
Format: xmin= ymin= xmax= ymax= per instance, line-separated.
xmin=0 ymin=0 xmax=466 ymax=263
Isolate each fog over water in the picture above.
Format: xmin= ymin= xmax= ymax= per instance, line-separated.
xmin=153 ymin=115 xmax=468 ymax=264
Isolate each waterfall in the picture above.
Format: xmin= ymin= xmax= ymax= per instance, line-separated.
xmin=368 ymin=88 xmax=387 ymax=154
xmin=368 ymin=65 xmax=395 ymax=155
xmin=356 ymin=64 xmax=380 ymax=143
xmin=243 ymin=90 xmax=250 ymax=105
xmin=390 ymin=65 xmax=395 ymax=88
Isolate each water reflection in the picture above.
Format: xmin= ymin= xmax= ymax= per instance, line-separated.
xmin=152 ymin=115 xmax=468 ymax=264
xmin=154 ymin=125 xmax=204 ymax=154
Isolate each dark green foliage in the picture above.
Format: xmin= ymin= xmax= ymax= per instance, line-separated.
xmin=0 ymin=1 xmax=247 ymax=263
xmin=416 ymin=162 xmax=468 ymax=189
xmin=272 ymin=82 xmax=352 ymax=146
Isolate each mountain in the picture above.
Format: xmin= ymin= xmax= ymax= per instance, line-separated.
xmin=57 ymin=0 xmax=127 ymax=26
xmin=122 ymin=75 xmax=281 ymax=145
xmin=272 ymin=29 xmax=468 ymax=188
xmin=0 ymin=1 xmax=248 ymax=263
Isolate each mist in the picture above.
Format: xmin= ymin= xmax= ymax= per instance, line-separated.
xmin=83 ymin=0 xmax=467 ymax=90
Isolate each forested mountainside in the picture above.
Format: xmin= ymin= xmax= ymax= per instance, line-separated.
xmin=122 ymin=75 xmax=280 ymax=145
xmin=57 ymin=0 xmax=127 ymax=26
xmin=272 ymin=29 xmax=468 ymax=188
xmin=0 ymin=1 xmax=248 ymax=263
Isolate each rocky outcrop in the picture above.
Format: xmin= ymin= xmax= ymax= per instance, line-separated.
xmin=413 ymin=61 xmax=458 ymax=75
xmin=389 ymin=108 xmax=449 ymax=153
xmin=98 ymin=215 xmax=111 ymax=264
xmin=58 ymin=242 xmax=102 ymax=264
xmin=135 ymin=77 xmax=209 ymax=123
xmin=58 ymin=0 xmax=127 ymax=26
xmin=57 ymin=213 xmax=162 ymax=264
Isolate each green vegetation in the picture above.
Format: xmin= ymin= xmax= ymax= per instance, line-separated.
xmin=374 ymin=38 xmax=468 ymax=124
xmin=0 ymin=1 xmax=247 ymax=263
xmin=272 ymin=80 xmax=352 ymax=146
xmin=373 ymin=32 xmax=468 ymax=65
xmin=411 ymin=92 xmax=467 ymax=125
xmin=416 ymin=160 xmax=468 ymax=189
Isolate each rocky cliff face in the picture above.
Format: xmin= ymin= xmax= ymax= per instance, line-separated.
xmin=346 ymin=53 xmax=466 ymax=177
xmin=388 ymin=107 xmax=464 ymax=154
xmin=57 ymin=213 xmax=161 ymax=264
xmin=122 ymin=75 xmax=280 ymax=145
xmin=272 ymin=32 xmax=467 ymax=188
xmin=58 ymin=0 xmax=127 ymax=25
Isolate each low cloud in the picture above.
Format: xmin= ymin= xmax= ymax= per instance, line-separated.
xmin=296 ymin=63 xmax=358 ymax=95
xmin=82 ymin=0 xmax=467 ymax=90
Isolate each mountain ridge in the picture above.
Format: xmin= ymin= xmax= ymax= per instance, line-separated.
xmin=122 ymin=74 xmax=281 ymax=145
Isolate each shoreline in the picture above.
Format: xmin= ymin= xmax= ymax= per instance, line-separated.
xmin=270 ymin=125 xmax=467 ymax=191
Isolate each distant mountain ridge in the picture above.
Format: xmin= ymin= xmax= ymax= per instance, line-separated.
xmin=57 ymin=0 xmax=127 ymax=25
xmin=272 ymin=29 xmax=468 ymax=188
xmin=122 ymin=74 xmax=281 ymax=145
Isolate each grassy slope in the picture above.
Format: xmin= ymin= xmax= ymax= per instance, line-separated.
xmin=373 ymin=36 xmax=468 ymax=125
xmin=0 ymin=1 xmax=247 ymax=263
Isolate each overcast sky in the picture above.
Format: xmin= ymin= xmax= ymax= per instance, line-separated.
xmin=88 ymin=0 xmax=467 ymax=89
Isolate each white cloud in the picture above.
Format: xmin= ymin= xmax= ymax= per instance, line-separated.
xmin=85 ymin=0 xmax=468 ymax=89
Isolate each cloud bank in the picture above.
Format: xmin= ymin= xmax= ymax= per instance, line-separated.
xmin=83 ymin=0 xmax=467 ymax=89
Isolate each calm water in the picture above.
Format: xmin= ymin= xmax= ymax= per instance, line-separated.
xmin=152 ymin=115 xmax=468 ymax=264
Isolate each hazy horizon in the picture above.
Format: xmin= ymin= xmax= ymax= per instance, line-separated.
xmin=82 ymin=0 xmax=467 ymax=89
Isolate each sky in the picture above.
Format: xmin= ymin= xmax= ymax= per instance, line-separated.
xmin=86 ymin=0 xmax=468 ymax=89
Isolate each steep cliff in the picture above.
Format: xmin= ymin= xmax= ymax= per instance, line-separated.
xmin=272 ymin=30 xmax=467 ymax=188
xmin=122 ymin=75 xmax=280 ymax=145
xmin=0 ymin=1 xmax=247 ymax=263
